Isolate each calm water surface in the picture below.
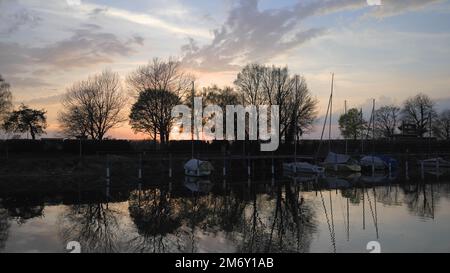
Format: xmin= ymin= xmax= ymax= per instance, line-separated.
xmin=1 ymin=175 xmax=450 ymax=253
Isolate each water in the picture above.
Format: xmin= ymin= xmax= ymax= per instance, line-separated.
xmin=1 ymin=175 xmax=450 ymax=253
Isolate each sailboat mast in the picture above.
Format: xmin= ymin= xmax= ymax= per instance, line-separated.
xmin=372 ymin=99 xmax=375 ymax=154
xmin=191 ymin=81 xmax=195 ymax=159
xmin=329 ymin=73 xmax=334 ymax=152
xmin=294 ymin=75 xmax=298 ymax=164
xmin=345 ymin=100 xmax=348 ymax=155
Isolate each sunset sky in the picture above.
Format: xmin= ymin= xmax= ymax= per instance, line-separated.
xmin=1 ymin=0 xmax=450 ymax=139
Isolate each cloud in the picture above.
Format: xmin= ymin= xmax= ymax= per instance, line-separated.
xmin=181 ymin=0 xmax=365 ymax=72
xmin=181 ymin=0 xmax=443 ymax=72
xmin=370 ymin=0 xmax=443 ymax=17
xmin=0 ymin=24 xmax=144 ymax=81
xmin=0 ymin=4 xmax=42 ymax=35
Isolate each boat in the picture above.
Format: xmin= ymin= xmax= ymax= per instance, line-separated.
xmin=419 ymin=158 xmax=450 ymax=175
xmin=183 ymin=81 xmax=214 ymax=178
xmin=360 ymin=155 xmax=398 ymax=172
xmin=183 ymin=176 xmax=213 ymax=193
xmin=283 ymin=162 xmax=325 ymax=175
xmin=420 ymin=158 xmax=450 ymax=168
xmin=323 ymin=152 xmax=361 ymax=172
xmin=184 ymin=159 xmax=214 ymax=177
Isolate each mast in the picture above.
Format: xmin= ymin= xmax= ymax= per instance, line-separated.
xmin=315 ymin=73 xmax=334 ymax=162
xmin=360 ymin=108 xmax=364 ymax=154
xmin=191 ymin=81 xmax=195 ymax=159
xmin=329 ymin=73 xmax=334 ymax=152
xmin=345 ymin=100 xmax=348 ymax=155
xmin=294 ymin=75 xmax=299 ymax=164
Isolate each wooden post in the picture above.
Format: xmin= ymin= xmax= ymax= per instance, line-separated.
xmin=389 ymin=162 xmax=392 ymax=178
xmin=247 ymin=155 xmax=251 ymax=178
xmin=138 ymin=153 xmax=142 ymax=180
xmin=223 ymin=153 xmax=226 ymax=177
xmin=421 ymin=161 xmax=425 ymax=180
xmin=106 ymin=155 xmax=111 ymax=186
xmin=271 ymin=155 xmax=275 ymax=177
xmin=169 ymin=153 xmax=173 ymax=178
xmin=405 ymin=160 xmax=409 ymax=180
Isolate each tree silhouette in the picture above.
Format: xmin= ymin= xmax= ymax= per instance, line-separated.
xmin=2 ymin=104 xmax=47 ymax=140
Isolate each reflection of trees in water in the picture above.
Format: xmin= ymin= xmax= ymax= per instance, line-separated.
xmin=59 ymin=203 xmax=121 ymax=253
xmin=8 ymin=206 xmax=44 ymax=224
xmin=235 ymin=182 xmax=317 ymax=253
xmin=124 ymin=182 xmax=317 ymax=253
xmin=0 ymin=207 xmax=9 ymax=250
xmin=402 ymin=183 xmax=437 ymax=219
xmin=127 ymin=188 xmax=183 ymax=253
xmin=1 ymin=197 xmax=44 ymax=225
xmin=375 ymin=185 xmax=403 ymax=206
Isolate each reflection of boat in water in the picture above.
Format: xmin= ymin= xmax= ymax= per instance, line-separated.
xmin=360 ymin=155 xmax=398 ymax=172
xmin=323 ymin=152 xmax=361 ymax=173
xmin=283 ymin=162 xmax=325 ymax=175
xmin=322 ymin=173 xmax=360 ymax=189
xmin=419 ymin=158 xmax=450 ymax=175
xmin=183 ymin=176 xmax=213 ymax=193
xmin=184 ymin=159 xmax=214 ymax=177
xmin=286 ymin=173 xmax=321 ymax=184
xmin=360 ymin=174 xmax=395 ymax=184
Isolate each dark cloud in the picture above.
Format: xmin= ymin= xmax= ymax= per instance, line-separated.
xmin=181 ymin=0 xmax=365 ymax=72
xmin=181 ymin=0 xmax=442 ymax=72
xmin=0 ymin=24 xmax=144 ymax=86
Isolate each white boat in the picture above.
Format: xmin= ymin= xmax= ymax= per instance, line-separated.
xmin=323 ymin=152 xmax=361 ymax=172
xmin=283 ymin=162 xmax=325 ymax=175
xmin=184 ymin=159 xmax=214 ymax=177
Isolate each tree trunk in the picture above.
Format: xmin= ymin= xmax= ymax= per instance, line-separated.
xmin=29 ymin=127 xmax=36 ymax=140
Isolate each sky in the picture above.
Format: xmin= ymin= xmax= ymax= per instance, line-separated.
xmin=1 ymin=0 xmax=450 ymax=139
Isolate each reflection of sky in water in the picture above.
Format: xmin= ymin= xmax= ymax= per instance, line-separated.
xmin=1 ymin=182 xmax=450 ymax=253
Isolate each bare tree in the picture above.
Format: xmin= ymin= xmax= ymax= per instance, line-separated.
xmin=285 ymin=75 xmax=318 ymax=141
xmin=59 ymin=70 xmax=127 ymax=140
xmin=127 ymin=57 xmax=194 ymax=101
xmin=234 ymin=64 xmax=317 ymax=142
xmin=234 ymin=64 xmax=266 ymax=106
xmin=0 ymin=74 xmax=12 ymax=121
xmin=374 ymin=105 xmax=400 ymax=139
xmin=401 ymin=93 xmax=436 ymax=137
xmin=433 ymin=110 xmax=450 ymax=140
xmin=202 ymin=85 xmax=240 ymax=108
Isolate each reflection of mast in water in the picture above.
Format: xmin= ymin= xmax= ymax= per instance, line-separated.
xmin=362 ymin=185 xmax=365 ymax=230
xmin=319 ymin=189 xmax=336 ymax=253
xmin=365 ymin=187 xmax=379 ymax=239
xmin=346 ymin=197 xmax=350 ymax=242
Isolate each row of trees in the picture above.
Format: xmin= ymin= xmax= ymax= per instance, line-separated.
xmin=1 ymin=57 xmax=448 ymax=142
xmin=339 ymin=94 xmax=450 ymax=140
xmin=58 ymin=58 xmax=318 ymax=144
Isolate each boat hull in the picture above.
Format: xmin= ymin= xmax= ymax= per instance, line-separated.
xmin=324 ymin=163 xmax=361 ymax=173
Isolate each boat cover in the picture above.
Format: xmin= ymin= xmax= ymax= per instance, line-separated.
xmin=184 ymin=159 xmax=214 ymax=172
xmin=325 ymin=152 xmax=351 ymax=164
